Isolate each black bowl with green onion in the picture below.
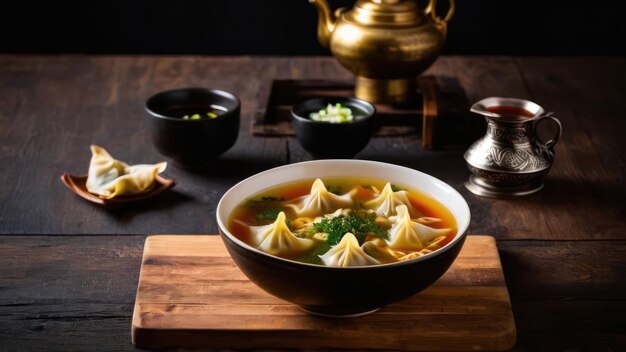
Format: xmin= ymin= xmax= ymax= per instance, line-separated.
xmin=146 ymin=87 xmax=240 ymax=168
xmin=291 ymin=97 xmax=376 ymax=158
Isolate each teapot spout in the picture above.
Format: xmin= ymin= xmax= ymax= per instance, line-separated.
xmin=308 ymin=0 xmax=336 ymax=48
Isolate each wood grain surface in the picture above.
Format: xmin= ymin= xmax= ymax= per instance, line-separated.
xmin=1 ymin=55 xmax=625 ymax=351
xmin=131 ymin=235 xmax=516 ymax=351
xmin=0 ymin=55 xmax=624 ymax=240
xmin=1 ymin=235 xmax=624 ymax=351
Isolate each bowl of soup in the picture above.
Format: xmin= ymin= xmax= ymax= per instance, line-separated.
xmin=216 ymin=160 xmax=470 ymax=317
xmin=145 ymin=87 xmax=240 ymax=168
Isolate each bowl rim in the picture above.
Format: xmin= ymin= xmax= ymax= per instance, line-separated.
xmin=145 ymin=87 xmax=241 ymax=122
xmin=216 ymin=159 xmax=470 ymax=270
xmin=290 ymin=96 xmax=376 ymax=125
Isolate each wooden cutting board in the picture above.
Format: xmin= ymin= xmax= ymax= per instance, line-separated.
xmin=132 ymin=235 xmax=516 ymax=350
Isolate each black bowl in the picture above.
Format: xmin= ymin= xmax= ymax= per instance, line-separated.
xmin=145 ymin=88 xmax=240 ymax=168
xmin=221 ymin=228 xmax=466 ymax=316
xmin=291 ymin=97 xmax=376 ymax=158
xmin=216 ymin=160 xmax=471 ymax=317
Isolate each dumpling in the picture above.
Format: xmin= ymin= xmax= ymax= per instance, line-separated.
xmin=319 ymin=233 xmax=379 ymax=267
xmin=86 ymin=145 xmax=167 ymax=199
xmin=387 ymin=205 xmax=450 ymax=251
xmin=363 ymin=183 xmax=417 ymax=217
xmin=286 ymin=179 xmax=354 ymax=217
xmin=249 ymin=212 xmax=314 ymax=256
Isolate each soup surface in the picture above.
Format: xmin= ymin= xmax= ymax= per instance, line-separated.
xmin=163 ymin=104 xmax=227 ymax=120
xmin=486 ymin=105 xmax=535 ymax=117
xmin=228 ymin=178 xmax=457 ymax=267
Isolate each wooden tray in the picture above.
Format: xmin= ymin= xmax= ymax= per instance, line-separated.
xmin=132 ymin=235 xmax=516 ymax=350
xmin=252 ymin=77 xmax=475 ymax=149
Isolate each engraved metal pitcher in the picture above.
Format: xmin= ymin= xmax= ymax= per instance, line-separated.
xmin=464 ymin=97 xmax=562 ymax=197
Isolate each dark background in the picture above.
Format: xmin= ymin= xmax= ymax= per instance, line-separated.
xmin=2 ymin=0 xmax=625 ymax=55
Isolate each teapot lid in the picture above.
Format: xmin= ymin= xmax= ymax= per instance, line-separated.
xmin=348 ymin=0 xmax=423 ymax=25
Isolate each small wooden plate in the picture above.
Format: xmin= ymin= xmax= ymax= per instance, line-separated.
xmin=60 ymin=173 xmax=176 ymax=206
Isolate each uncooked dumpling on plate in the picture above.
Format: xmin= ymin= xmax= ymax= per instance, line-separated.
xmin=249 ymin=211 xmax=314 ymax=256
xmin=86 ymin=145 xmax=167 ymax=199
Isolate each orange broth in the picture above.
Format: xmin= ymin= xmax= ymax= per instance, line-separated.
xmin=228 ymin=178 xmax=458 ymax=264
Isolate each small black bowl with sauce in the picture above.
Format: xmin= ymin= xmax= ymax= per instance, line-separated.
xmin=291 ymin=97 xmax=376 ymax=159
xmin=146 ymin=88 xmax=240 ymax=168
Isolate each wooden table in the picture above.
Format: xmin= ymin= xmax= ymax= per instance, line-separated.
xmin=1 ymin=55 xmax=625 ymax=351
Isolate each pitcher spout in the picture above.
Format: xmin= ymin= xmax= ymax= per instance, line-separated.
xmin=308 ymin=0 xmax=336 ymax=48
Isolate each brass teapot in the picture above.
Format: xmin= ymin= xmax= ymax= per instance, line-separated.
xmin=309 ymin=0 xmax=454 ymax=103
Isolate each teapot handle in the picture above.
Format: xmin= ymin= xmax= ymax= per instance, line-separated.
xmin=425 ymin=0 xmax=455 ymax=37
xmin=535 ymin=112 xmax=562 ymax=152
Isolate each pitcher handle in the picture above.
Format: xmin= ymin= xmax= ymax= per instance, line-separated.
xmin=535 ymin=112 xmax=562 ymax=152
xmin=425 ymin=0 xmax=455 ymax=38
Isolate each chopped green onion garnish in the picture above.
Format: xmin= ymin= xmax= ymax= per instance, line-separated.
xmin=182 ymin=111 xmax=219 ymax=120
xmin=309 ymin=103 xmax=354 ymax=123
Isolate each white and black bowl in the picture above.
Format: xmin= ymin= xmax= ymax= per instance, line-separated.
xmin=216 ymin=160 xmax=470 ymax=317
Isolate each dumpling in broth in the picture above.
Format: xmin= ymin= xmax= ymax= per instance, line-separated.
xmin=364 ymin=183 xmax=417 ymax=217
xmin=387 ymin=205 xmax=450 ymax=251
xmin=86 ymin=145 xmax=167 ymax=199
xmin=319 ymin=233 xmax=379 ymax=267
xmin=249 ymin=212 xmax=314 ymax=256
xmin=286 ymin=178 xmax=354 ymax=217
